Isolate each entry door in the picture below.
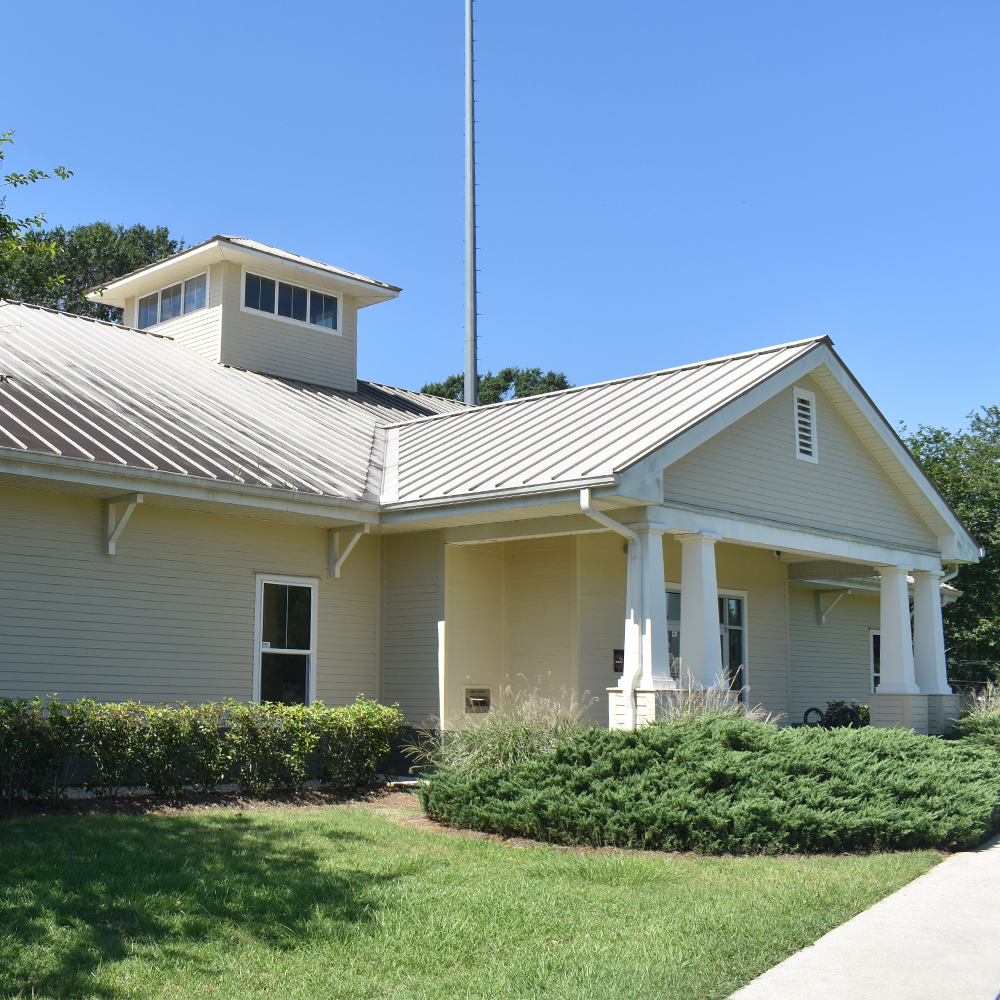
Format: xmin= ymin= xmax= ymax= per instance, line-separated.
xmin=719 ymin=596 xmax=745 ymax=697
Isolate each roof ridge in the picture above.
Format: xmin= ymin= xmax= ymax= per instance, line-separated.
xmin=377 ymin=335 xmax=832 ymax=430
xmin=0 ymin=299 xmax=173 ymax=339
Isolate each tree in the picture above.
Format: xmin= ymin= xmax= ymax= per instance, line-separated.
xmin=0 ymin=221 xmax=182 ymax=322
xmin=905 ymin=407 xmax=1000 ymax=686
xmin=422 ymin=366 xmax=572 ymax=405
xmin=0 ymin=129 xmax=72 ymax=279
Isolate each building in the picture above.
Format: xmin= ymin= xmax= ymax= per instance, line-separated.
xmin=0 ymin=237 xmax=979 ymax=734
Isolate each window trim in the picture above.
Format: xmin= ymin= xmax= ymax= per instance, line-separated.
xmin=253 ymin=573 xmax=319 ymax=704
xmin=135 ymin=271 xmax=210 ymax=330
xmin=663 ymin=583 xmax=750 ymax=695
xmin=239 ymin=265 xmax=342 ymax=336
xmin=792 ymin=386 xmax=819 ymax=464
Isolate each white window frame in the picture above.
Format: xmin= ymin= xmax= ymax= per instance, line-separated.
xmin=792 ymin=386 xmax=819 ymax=463
xmin=136 ymin=271 xmax=210 ymax=330
xmin=870 ymin=628 xmax=881 ymax=693
xmin=663 ymin=583 xmax=750 ymax=695
xmin=239 ymin=265 xmax=342 ymax=336
xmin=253 ymin=573 xmax=319 ymax=704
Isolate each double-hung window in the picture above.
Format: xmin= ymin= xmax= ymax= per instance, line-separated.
xmin=255 ymin=575 xmax=318 ymax=705
xmin=243 ymin=270 xmax=340 ymax=333
xmin=136 ymin=272 xmax=209 ymax=329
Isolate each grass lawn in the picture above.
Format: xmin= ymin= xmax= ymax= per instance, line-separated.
xmin=0 ymin=793 xmax=939 ymax=1000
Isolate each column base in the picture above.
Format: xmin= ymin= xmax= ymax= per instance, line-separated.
xmin=925 ymin=693 xmax=961 ymax=736
xmin=870 ymin=693 xmax=929 ymax=735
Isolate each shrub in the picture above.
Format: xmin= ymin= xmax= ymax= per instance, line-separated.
xmin=314 ymin=696 xmax=403 ymax=786
xmin=0 ymin=696 xmax=403 ymax=800
xmin=420 ymin=716 xmax=1000 ymax=854
xmin=0 ymin=697 xmax=86 ymax=800
xmin=825 ymin=700 xmax=870 ymax=728
xmin=144 ymin=702 xmax=229 ymax=794
xmin=953 ymin=681 xmax=1000 ymax=747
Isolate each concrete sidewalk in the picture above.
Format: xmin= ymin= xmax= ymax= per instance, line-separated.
xmin=730 ymin=835 xmax=1000 ymax=1000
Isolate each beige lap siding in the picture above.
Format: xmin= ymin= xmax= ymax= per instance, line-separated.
xmin=662 ymin=374 xmax=937 ymax=551
xmin=219 ymin=262 xmax=359 ymax=393
xmin=577 ymin=532 xmax=628 ymax=728
xmin=380 ymin=531 xmax=444 ymax=723
xmin=0 ymin=485 xmax=378 ymax=705
xmin=788 ymin=588 xmax=879 ymax=723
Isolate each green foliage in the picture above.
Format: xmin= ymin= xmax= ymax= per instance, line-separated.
xmin=0 ymin=696 xmax=402 ymax=800
xmin=0 ymin=130 xmax=72 ymax=276
xmin=144 ymin=702 xmax=229 ymax=794
xmin=952 ymin=681 xmax=1000 ymax=747
xmin=420 ymin=716 xmax=1000 ymax=854
xmin=905 ymin=407 xmax=1000 ymax=685
xmin=422 ymin=366 xmax=573 ymax=404
xmin=406 ymin=687 xmax=595 ymax=777
xmin=0 ymin=221 xmax=181 ymax=321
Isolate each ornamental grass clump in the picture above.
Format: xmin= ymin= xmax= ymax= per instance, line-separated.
xmin=420 ymin=715 xmax=1000 ymax=854
xmin=406 ymin=685 xmax=595 ymax=777
xmin=952 ymin=681 xmax=1000 ymax=746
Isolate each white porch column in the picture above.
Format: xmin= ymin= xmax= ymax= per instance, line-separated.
xmin=912 ymin=570 xmax=951 ymax=695
xmin=679 ymin=532 xmax=723 ymax=688
xmin=621 ymin=533 xmax=642 ymax=727
xmin=635 ymin=523 xmax=669 ymax=689
xmin=877 ymin=566 xmax=919 ymax=694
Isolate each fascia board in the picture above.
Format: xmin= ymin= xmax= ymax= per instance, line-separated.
xmin=380 ymin=480 xmax=621 ymax=525
xmin=0 ymin=448 xmax=379 ymax=524
xmin=444 ymin=513 xmax=610 ymax=546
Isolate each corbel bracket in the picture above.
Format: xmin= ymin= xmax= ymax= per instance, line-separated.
xmin=106 ymin=493 xmax=144 ymax=556
xmin=815 ymin=588 xmax=850 ymax=625
xmin=329 ymin=524 xmax=371 ymax=578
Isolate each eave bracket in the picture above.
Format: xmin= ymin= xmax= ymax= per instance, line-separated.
xmin=106 ymin=493 xmax=144 ymax=556
xmin=329 ymin=524 xmax=371 ymax=578
xmin=816 ymin=588 xmax=851 ymax=625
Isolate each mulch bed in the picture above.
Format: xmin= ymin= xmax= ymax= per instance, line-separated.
xmin=0 ymin=784 xmax=418 ymax=820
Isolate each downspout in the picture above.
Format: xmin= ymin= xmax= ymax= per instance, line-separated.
xmin=580 ymin=489 xmax=642 ymax=728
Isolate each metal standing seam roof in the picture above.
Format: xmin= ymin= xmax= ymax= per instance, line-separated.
xmin=385 ymin=338 xmax=828 ymax=502
xmin=0 ymin=301 xmax=461 ymax=501
xmin=85 ymin=235 xmax=402 ymax=296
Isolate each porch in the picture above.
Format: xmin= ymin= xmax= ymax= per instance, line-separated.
xmin=438 ymin=493 xmax=959 ymax=735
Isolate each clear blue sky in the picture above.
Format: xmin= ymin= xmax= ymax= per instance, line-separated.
xmin=5 ymin=1 xmax=997 ymax=430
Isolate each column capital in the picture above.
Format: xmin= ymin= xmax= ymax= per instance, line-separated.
xmin=911 ymin=568 xmax=944 ymax=580
xmin=877 ymin=564 xmax=912 ymax=575
xmin=676 ymin=530 xmax=720 ymax=544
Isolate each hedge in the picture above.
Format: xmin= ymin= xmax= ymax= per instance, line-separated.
xmin=420 ymin=716 xmax=1000 ymax=854
xmin=0 ymin=696 xmax=403 ymax=800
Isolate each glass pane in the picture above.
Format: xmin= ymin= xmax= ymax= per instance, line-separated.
xmin=872 ymin=633 xmax=881 ymax=691
xmin=160 ymin=283 xmax=182 ymax=322
xmin=718 ymin=597 xmax=725 ymax=624
xmin=184 ymin=274 xmax=206 ymax=313
xmin=137 ymin=293 xmax=158 ymax=329
xmin=292 ymin=285 xmax=307 ymax=322
xmin=728 ymin=628 xmax=743 ymax=690
xmin=259 ymin=277 xmax=275 ymax=313
xmin=278 ymin=282 xmax=293 ymax=318
xmin=728 ymin=598 xmax=742 ymax=626
xmin=285 ymin=585 xmax=311 ymax=649
xmin=261 ymin=583 xmax=287 ymax=650
xmin=310 ymin=292 xmax=337 ymax=328
xmin=261 ymin=583 xmax=311 ymax=650
xmin=260 ymin=653 xmax=308 ymax=705
xmin=245 ymin=273 xmax=260 ymax=310
xmin=666 ymin=591 xmax=681 ymax=621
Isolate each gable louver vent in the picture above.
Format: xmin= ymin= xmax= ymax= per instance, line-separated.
xmin=793 ymin=387 xmax=818 ymax=463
